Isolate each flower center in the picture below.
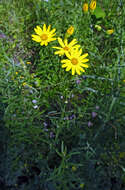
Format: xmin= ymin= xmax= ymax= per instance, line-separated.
xmin=71 ymin=58 xmax=78 ymax=65
xmin=41 ymin=34 xmax=48 ymax=41
xmin=63 ymin=46 xmax=69 ymax=51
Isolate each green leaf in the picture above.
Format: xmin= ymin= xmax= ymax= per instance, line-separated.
xmin=93 ymin=6 xmax=106 ymax=19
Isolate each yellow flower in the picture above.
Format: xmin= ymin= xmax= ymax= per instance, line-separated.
xmin=106 ymin=29 xmax=114 ymax=35
xmin=90 ymin=0 xmax=96 ymax=11
xmin=83 ymin=3 xmax=88 ymax=13
xmin=119 ymin=152 xmax=125 ymax=158
xmin=53 ymin=37 xmax=80 ymax=56
xmin=80 ymin=183 xmax=85 ymax=188
xmin=72 ymin=166 xmax=77 ymax=171
xmin=23 ymin=82 xmax=27 ymax=86
xmin=32 ymin=24 xmax=56 ymax=46
xmin=66 ymin=26 xmax=74 ymax=35
xmin=61 ymin=48 xmax=89 ymax=75
xmin=20 ymin=76 xmax=24 ymax=79
xmin=26 ymin=61 xmax=31 ymax=65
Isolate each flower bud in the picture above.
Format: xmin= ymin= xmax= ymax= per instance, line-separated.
xmin=72 ymin=166 xmax=77 ymax=171
xmin=83 ymin=3 xmax=88 ymax=13
xmin=90 ymin=0 xmax=96 ymax=11
xmin=95 ymin=24 xmax=102 ymax=31
xmin=66 ymin=26 xmax=74 ymax=35
xmin=106 ymin=29 xmax=114 ymax=35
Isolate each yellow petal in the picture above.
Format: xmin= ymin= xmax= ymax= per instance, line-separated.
xmin=43 ymin=24 xmax=46 ymax=32
xmin=58 ymin=37 xmax=65 ymax=47
xmin=32 ymin=35 xmax=41 ymax=42
xmin=80 ymin=63 xmax=89 ymax=68
xmin=78 ymin=49 xmax=82 ymax=56
xmin=80 ymin=53 xmax=88 ymax=59
xmin=72 ymin=67 xmax=75 ymax=75
xmin=49 ymin=37 xmax=56 ymax=42
xmin=65 ymin=51 xmax=71 ymax=59
xmin=76 ymin=67 xmax=81 ymax=75
xmin=36 ymin=26 xmax=43 ymax=33
xmin=62 ymin=63 xmax=67 ymax=68
xmin=72 ymin=45 xmax=80 ymax=50
xmin=64 ymin=38 xmax=68 ymax=46
xmin=55 ymin=51 xmax=64 ymax=55
xmin=45 ymin=41 xmax=48 ymax=46
xmin=66 ymin=65 xmax=71 ymax=71
xmin=50 ymin=33 xmax=56 ymax=37
xmin=79 ymin=67 xmax=85 ymax=72
xmin=47 ymin=25 xmax=51 ymax=32
xmin=34 ymin=26 xmax=43 ymax=35
xmin=52 ymin=46 xmax=62 ymax=50
xmin=50 ymin=28 xmax=56 ymax=34
xmin=81 ymin=58 xmax=89 ymax=63
xmin=61 ymin=60 xmax=70 ymax=64
xmin=40 ymin=41 xmax=45 ymax=46
xmin=69 ymin=39 xmax=77 ymax=47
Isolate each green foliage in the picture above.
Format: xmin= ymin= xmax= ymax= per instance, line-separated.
xmin=0 ymin=0 xmax=125 ymax=189
xmin=93 ymin=6 xmax=106 ymax=19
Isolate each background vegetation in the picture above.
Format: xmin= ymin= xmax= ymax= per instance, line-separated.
xmin=0 ymin=0 xmax=125 ymax=189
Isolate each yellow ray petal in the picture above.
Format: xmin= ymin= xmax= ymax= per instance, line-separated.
xmin=81 ymin=59 xmax=89 ymax=63
xmin=43 ymin=24 xmax=46 ymax=32
xmin=34 ymin=26 xmax=43 ymax=35
xmin=62 ymin=63 xmax=67 ymax=68
xmin=65 ymin=51 xmax=72 ymax=59
xmin=64 ymin=39 xmax=68 ymax=46
xmin=54 ymin=51 xmax=63 ymax=55
xmin=58 ymin=37 xmax=65 ymax=47
xmin=61 ymin=60 xmax=70 ymax=64
xmin=40 ymin=41 xmax=45 ymax=46
xmin=66 ymin=65 xmax=72 ymax=71
xmin=72 ymin=67 xmax=75 ymax=75
xmin=80 ymin=53 xmax=88 ymax=59
xmin=49 ymin=38 xmax=57 ymax=42
xmin=68 ymin=39 xmax=77 ymax=47
xmin=50 ymin=28 xmax=56 ymax=34
xmin=52 ymin=46 xmax=62 ymax=50
xmin=47 ymin=25 xmax=51 ymax=32
xmin=78 ymin=48 xmax=82 ymax=56
xmin=50 ymin=33 xmax=56 ymax=37
xmin=76 ymin=67 xmax=81 ymax=75
xmin=79 ymin=67 xmax=85 ymax=72
xmin=32 ymin=35 xmax=41 ymax=42
xmin=36 ymin=26 xmax=43 ymax=33
xmin=80 ymin=63 xmax=89 ymax=68
xmin=74 ymin=45 xmax=81 ymax=49
xmin=45 ymin=41 xmax=48 ymax=46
